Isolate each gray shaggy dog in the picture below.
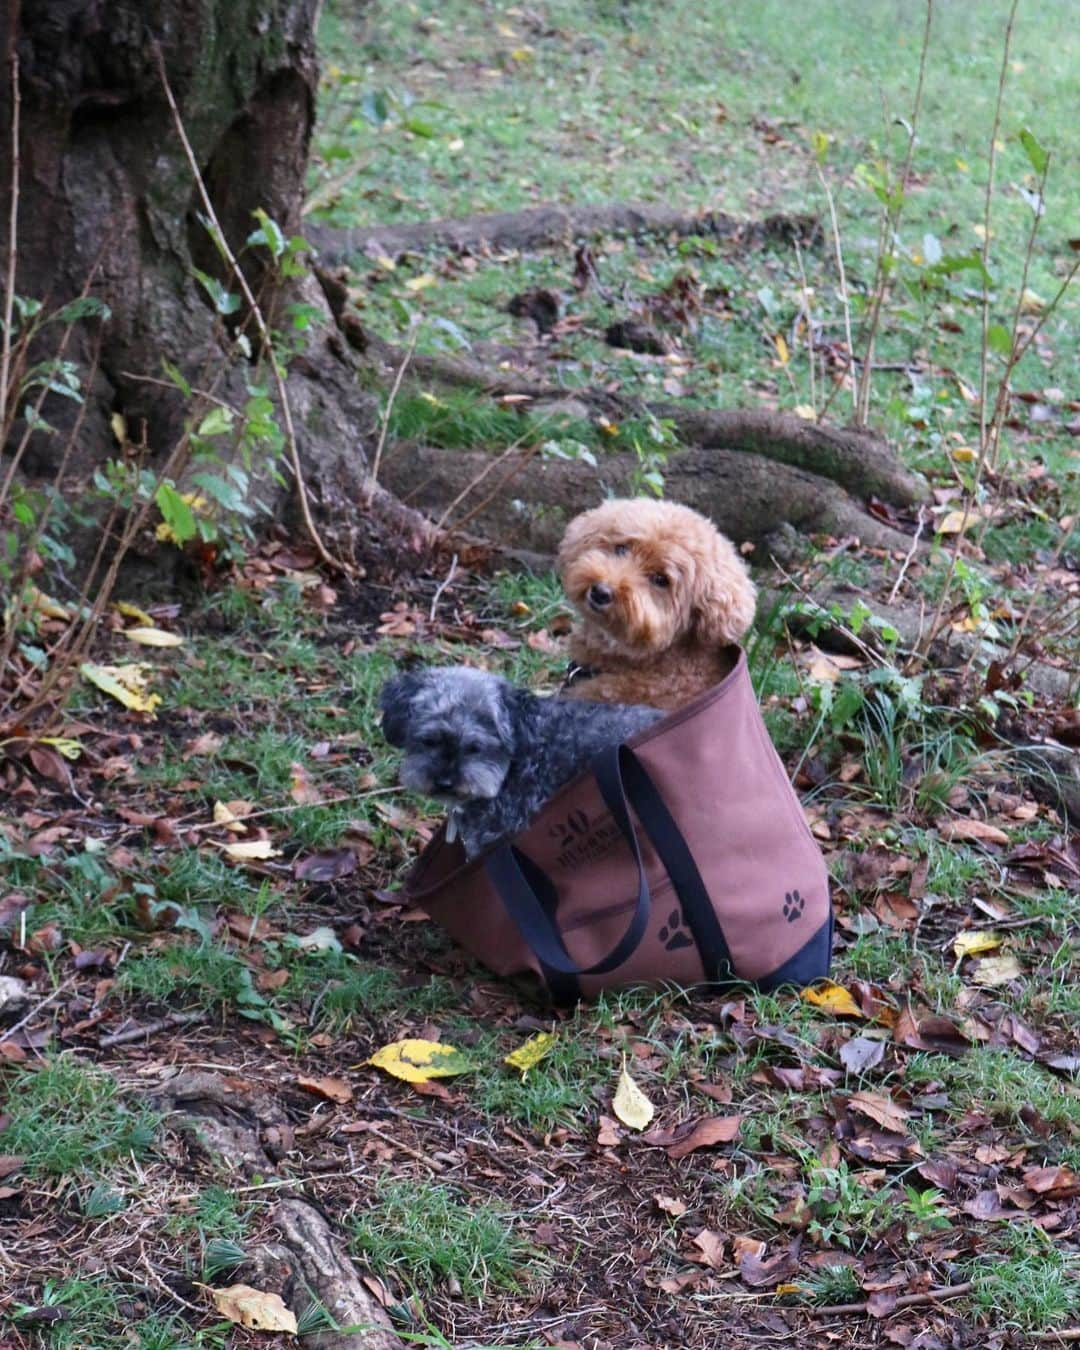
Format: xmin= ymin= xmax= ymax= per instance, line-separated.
xmin=379 ymin=666 xmax=664 ymax=858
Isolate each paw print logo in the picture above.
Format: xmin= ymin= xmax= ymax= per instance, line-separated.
xmin=782 ymin=890 xmax=806 ymax=924
xmin=658 ymin=907 xmax=694 ymax=953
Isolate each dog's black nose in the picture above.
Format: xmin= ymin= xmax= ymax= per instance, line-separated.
xmin=434 ymin=774 xmax=457 ymax=792
xmin=588 ymin=582 xmax=613 ymax=610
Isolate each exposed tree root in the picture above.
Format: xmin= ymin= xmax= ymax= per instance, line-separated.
xmin=151 ymin=1071 xmax=405 ymax=1350
xmin=379 ymin=442 xmax=916 ymax=555
xmin=310 ymin=201 xmax=821 ymax=264
xmin=356 ymin=334 xmax=928 ymax=511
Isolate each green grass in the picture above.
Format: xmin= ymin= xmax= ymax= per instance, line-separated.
xmin=905 ymin=1046 xmax=1080 ymax=1138
xmin=964 ymin=1224 xmax=1080 ymax=1332
xmin=349 ymin=1178 xmax=534 ymax=1298
xmin=9 ymin=1275 xmax=224 ymax=1349
xmin=0 ymin=1058 xmax=158 ymax=1178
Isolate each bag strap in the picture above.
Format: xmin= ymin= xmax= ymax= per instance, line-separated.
xmin=593 ymin=744 xmax=733 ymax=983
xmin=483 ymin=745 xmax=654 ymax=976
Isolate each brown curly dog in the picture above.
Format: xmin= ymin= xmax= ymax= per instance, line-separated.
xmin=557 ymin=498 xmax=756 ymax=710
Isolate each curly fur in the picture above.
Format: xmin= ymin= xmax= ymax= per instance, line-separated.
xmin=379 ymin=665 xmax=663 ymax=858
xmin=557 ymin=498 xmax=756 ymax=709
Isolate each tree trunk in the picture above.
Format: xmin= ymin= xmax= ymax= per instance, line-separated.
xmin=2 ymin=0 xmax=374 ymax=568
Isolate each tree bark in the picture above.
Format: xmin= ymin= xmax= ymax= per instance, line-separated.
xmin=378 ymin=442 xmax=916 ymax=555
xmin=309 ymin=200 xmax=822 ymax=264
xmin=2 ymin=0 xmax=374 ymax=561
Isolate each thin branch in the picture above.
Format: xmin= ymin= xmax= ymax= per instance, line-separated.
xmin=366 ymin=325 xmax=418 ymax=493
xmin=886 ymin=505 xmax=927 ymax=604
xmin=854 ymin=0 xmax=933 ymax=426
xmin=808 ymin=1279 xmax=973 ymax=1318
xmin=0 ymin=9 xmax=19 ymax=443
xmin=152 ymin=43 xmax=352 ymax=577
xmin=813 ymin=161 xmax=855 ymax=416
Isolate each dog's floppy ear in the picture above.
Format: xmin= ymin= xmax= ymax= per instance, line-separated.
xmin=691 ymin=533 xmax=757 ymax=646
xmin=494 ymin=682 xmax=536 ymax=758
xmin=379 ymin=671 xmax=424 ymax=746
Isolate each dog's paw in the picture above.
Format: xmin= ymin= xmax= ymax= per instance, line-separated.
xmin=658 ymin=906 xmax=694 ymax=952
xmin=782 ymin=889 xmax=806 ymax=924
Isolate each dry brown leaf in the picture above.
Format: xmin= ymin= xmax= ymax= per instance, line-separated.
xmin=296 ymin=1074 xmax=353 ymax=1105
xmin=667 ymin=1115 xmax=741 ymax=1159
xmin=939 ymin=818 xmax=1010 ymax=846
xmin=847 ymin=1090 xmax=910 ymax=1134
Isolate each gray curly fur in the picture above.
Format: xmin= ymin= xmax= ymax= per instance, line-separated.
xmin=379 ymin=666 xmax=664 ymax=858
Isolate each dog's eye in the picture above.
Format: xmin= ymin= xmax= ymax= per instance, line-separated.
xmin=462 ymin=741 xmax=483 ymax=756
xmin=649 ymin=572 xmax=670 ymax=589
xmin=419 ymin=734 xmax=441 ymax=749
xmin=612 ymin=543 xmax=630 ymax=557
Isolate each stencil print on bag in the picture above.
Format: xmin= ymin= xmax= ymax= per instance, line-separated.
xmin=548 ymin=807 xmax=625 ymax=872
xmin=658 ymin=905 xmax=694 ymax=952
xmin=782 ymin=889 xmax=806 ymax=923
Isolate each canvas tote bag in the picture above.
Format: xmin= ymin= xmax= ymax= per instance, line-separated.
xmin=403 ymin=648 xmax=832 ymax=1003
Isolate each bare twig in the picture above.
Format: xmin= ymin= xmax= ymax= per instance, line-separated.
xmin=429 ymin=553 xmax=458 ymax=622
xmin=152 ymin=43 xmax=351 ymax=577
xmin=0 ymin=9 xmax=19 ymax=443
xmin=854 ymin=0 xmax=933 ymax=425
xmin=813 ymin=161 xmax=855 ymax=416
xmin=886 ymin=505 xmax=927 ymax=604
xmin=366 ymin=324 xmax=418 ymax=493
xmin=99 ymin=1011 xmax=207 ymax=1049
xmin=0 ymin=975 xmax=78 ymax=1045
xmin=808 ymin=1279 xmax=973 ymax=1317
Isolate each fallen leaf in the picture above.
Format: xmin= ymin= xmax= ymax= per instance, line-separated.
xmin=613 ymin=1061 xmax=655 ymax=1131
xmin=740 ymin=1240 xmax=801 ymax=1288
xmin=667 ymin=1115 xmax=741 ymax=1159
xmin=953 ymin=929 xmax=1003 ymax=959
xmin=184 ymin=730 xmax=224 ymax=757
xmin=654 ymin=1194 xmax=687 ymax=1217
xmin=972 ymin=953 xmax=1022 ymax=987
xmin=368 ymin=1039 xmax=473 ymax=1083
xmin=847 ymin=1091 xmax=910 ymax=1134
xmin=293 ymin=849 xmax=357 ymax=882
xmin=115 ymin=600 xmax=154 ymax=626
xmin=504 ymin=1032 xmax=556 ymax=1077
xmin=208 ymin=1284 xmax=297 ymax=1333
xmin=297 ymin=1075 xmax=353 ymax=1105
xmin=939 ymin=818 xmax=1010 ymax=846
xmin=80 ymin=662 xmax=161 ymax=714
xmin=596 ymin=1115 xmax=622 ymax=1147
xmin=691 ymin=1227 xmax=726 ymax=1270
xmin=839 ymin=1036 xmax=887 ymax=1074
xmin=221 ymin=838 xmax=282 ymax=861
xmin=291 ymin=925 xmax=342 ymax=953
xmin=289 ymin=761 xmax=322 ymax=805
xmin=801 ymin=980 xmax=863 ymax=1017
xmin=0 ymin=1156 xmax=24 ymax=1179
xmin=124 ymin=626 xmax=184 ymax=647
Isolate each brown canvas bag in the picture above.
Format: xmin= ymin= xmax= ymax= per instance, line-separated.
xmin=403 ymin=649 xmax=832 ymax=1003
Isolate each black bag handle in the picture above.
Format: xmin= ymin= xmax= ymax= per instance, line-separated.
xmin=483 ymin=742 xmax=652 ymax=975
xmin=484 ymin=743 xmax=733 ymax=980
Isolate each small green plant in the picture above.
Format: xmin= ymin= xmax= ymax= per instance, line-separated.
xmin=965 ymin=1224 xmax=1080 ymax=1332
xmin=803 ymin=1159 xmax=897 ymax=1251
xmin=804 ymin=1262 xmax=861 ymax=1305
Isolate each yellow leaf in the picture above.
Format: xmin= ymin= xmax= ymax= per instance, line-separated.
xmin=504 ymin=1032 xmax=556 ymax=1077
xmin=208 ymin=1284 xmax=298 ymax=1334
xmin=213 ymin=799 xmax=253 ymax=834
xmin=368 ymin=1039 xmax=472 ymax=1083
xmin=27 ymin=587 xmax=71 ymax=621
xmin=221 ymin=838 xmax=282 ymax=861
xmin=39 ymin=736 xmax=83 ymax=760
xmin=955 ymin=157 xmax=969 ymax=172
xmin=1019 ymin=288 xmax=1045 ymax=314
xmin=110 ymin=412 xmax=127 ymax=446
xmin=613 ymin=1059 xmax=655 ymax=1131
xmin=801 ymin=980 xmax=863 ymax=1018
xmin=793 ymin=404 xmax=817 ymax=420
xmin=776 ymin=1283 xmax=804 ymax=1296
xmin=80 ymin=662 xmax=162 ymax=715
xmin=373 ymin=254 xmax=396 ymax=272
xmin=937 ymin=509 xmax=976 ymax=535
xmin=953 ymin=930 xmax=1003 ymax=959
xmin=447 ymin=137 xmax=464 ymax=153
xmin=951 ymin=445 xmax=976 ymax=463
xmin=124 ymin=626 xmax=184 ymax=647
xmin=510 ymin=45 xmax=533 ymax=61
xmin=404 ymin=272 xmax=437 ymax=292
xmin=973 ymin=953 xmax=1023 ymax=987
xmin=774 ymin=333 xmax=790 ymax=366
xmin=115 ymin=601 xmax=155 ymax=626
